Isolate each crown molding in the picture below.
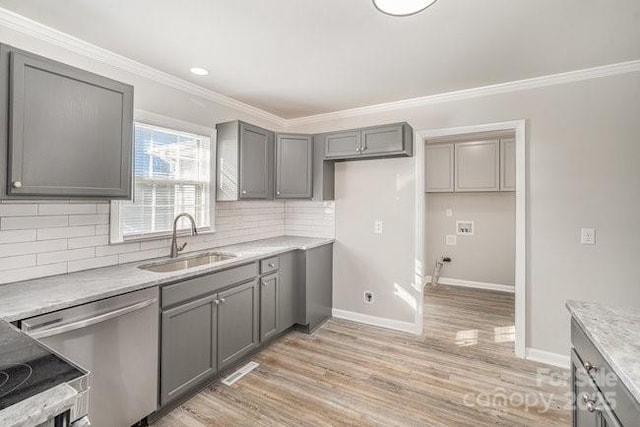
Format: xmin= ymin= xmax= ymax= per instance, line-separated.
xmin=287 ymin=59 xmax=640 ymax=127
xmin=0 ymin=7 xmax=287 ymax=128
xmin=1 ymin=7 xmax=638 ymax=129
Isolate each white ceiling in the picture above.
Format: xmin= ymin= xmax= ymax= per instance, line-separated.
xmin=1 ymin=0 xmax=639 ymax=119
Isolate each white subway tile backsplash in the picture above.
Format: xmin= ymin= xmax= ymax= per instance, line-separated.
xmin=0 ymin=229 xmax=37 ymax=244
xmin=0 ymin=199 xmax=334 ymax=284
xmin=37 ymin=225 xmax=95 ymax=240
xmin=69 ymin=214 xmax=109 ymax=226
xmin=38 ymin=203 xmax=97 ymax=215
xmin=0 ymin=204 xmax=39 ymax=217
xmin=37 ymin=248 xmax=95 ymax=265
xmin=1 ymin=215 xmax=68 ymax=230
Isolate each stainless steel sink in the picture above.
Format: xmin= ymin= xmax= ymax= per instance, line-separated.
xmin=138 ymin=252 xmax=236 ymax=273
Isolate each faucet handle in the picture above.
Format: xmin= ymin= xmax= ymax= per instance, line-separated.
xmin=177 ymin=242 xmax=187 ymax=253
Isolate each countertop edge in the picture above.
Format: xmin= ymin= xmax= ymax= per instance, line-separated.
xmin=0 ymin=236 xmax=335 ymax=322
xmin=0 ymin=383 xmax=77 ymax=427
xmin=566 ymin=300 xmax=640 ymax=404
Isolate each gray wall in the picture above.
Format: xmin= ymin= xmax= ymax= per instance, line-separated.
xmin=290 ymin=70 xmax=640 ymax=356
xmin=426 ymin=192 xmax=515 ymax=286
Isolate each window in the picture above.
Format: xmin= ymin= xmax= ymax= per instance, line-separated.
xmin=111 ymin=122 xmax=213 ymax=242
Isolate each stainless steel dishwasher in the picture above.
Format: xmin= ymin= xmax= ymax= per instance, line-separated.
xmin=22 ymin=287 xmax=159 ymax=427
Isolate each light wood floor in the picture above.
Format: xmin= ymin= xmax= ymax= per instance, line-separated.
xmin=154 ymin=285 xmax=571 ymax=426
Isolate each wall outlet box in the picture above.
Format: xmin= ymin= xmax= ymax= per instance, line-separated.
xmin=456 ymin=220 xmax=474 ymax=235
xmin=581 ymin=228 xmax=596 ymax=245
xmin=364 ymin=291 xmax=374 ymax=304
xmin=374 ymin=220 xmax=383 ymax=234
xmin=446 ymin=235 xmax=457 ymax=245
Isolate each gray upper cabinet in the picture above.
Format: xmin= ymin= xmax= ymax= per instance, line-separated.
xmin=217 ymin=279 xmax=259 ymax=369
xmin=322 ymin=122 xmax=413 ymax=161
xmin=425 ymin=144 xmax=454 ymax=193
xmin=275 ymin=134 xmax=312 ymax=199
xmin=0 ymin=44 xmax=134 ymax=199
xmin=454 ymin=140 xmax=500 ymax=192
xmin=160 ymin=294 xmax=217 ymax=406
xmin=216 ymin=120 xmax=274 ymax=201
xmin=324 ymin=131 xmax=361 ymax=159
xmin=500 ymin=137 xmax=516 ymax=191
xmin=312 ymin=135 xmax=335 ymax=201
xmin=260 ymin=272 xmax=279 ymax=341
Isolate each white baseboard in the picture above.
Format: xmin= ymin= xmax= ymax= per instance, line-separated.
xmin=424 ymin=276 xmax=515 ymax=293
xmin=525 ymin=348 xmax=570 ymax=368
xmin=332 ymin=308 xmax=421 ymax=335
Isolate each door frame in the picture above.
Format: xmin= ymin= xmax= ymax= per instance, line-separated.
xmin=414 ymin=119 xmax=526 ymax=358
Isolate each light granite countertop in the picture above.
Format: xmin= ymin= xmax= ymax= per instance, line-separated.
xmin=0 ymin=235 xmax=334 ymax=322
xmin=566 ymin=300 xmax=640 ymax=404
xmin=0 ymin=383 xmax=77 ymax=427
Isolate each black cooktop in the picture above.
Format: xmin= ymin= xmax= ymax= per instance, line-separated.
xmin=0 ymin=320 xmax=85 ymax=410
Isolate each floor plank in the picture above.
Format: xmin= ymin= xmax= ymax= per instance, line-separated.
xmin=154 ymin=285 xmax=571 ymax=426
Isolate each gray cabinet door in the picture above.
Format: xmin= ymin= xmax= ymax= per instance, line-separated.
xmin=260 ymin=273 xmax=279 ymax=341
xmin=324 ymin=131 xmax=361 ymax=159
xmin=500 ymin=137 xmax=516 ymax=191
xmin=301 ymin=243 xmax=333 ymax=331
xmin=275 ymin=134 xmax=312 ymax=199
xmin=278 ymin=251 xmax=299 ymax=332
xmin=454 ymin=140 xmax=500 ymax=192
xmin=360 ymin=124 xmax=405 ymax=156
xmin=217 ymin=280 xmax=259 ymax=369
xmin=1 ymin=45 xmax=133 ymax=199
xmin=425 ymin=144 xmax=455 ymax=192
xmin=312 ymin=135 xmax=335 ymax=201
xmin=239 ymin=122 xmax=274 ymax=199
xmin=161 ymin=294 xmax=217 ymax=405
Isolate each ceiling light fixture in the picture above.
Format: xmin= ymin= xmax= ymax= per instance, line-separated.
xmin=373 ymin=0 xmax=438 ymax=17
xmin=189 ymin=67 xmax=209 ymax=76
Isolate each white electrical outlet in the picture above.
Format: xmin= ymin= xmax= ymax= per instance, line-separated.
xmin=445 ymin=208 xmax=453 ymax=217
xmin=374 ymin=221 xmax=383 ymax=234
xmin=581 ymin=228 xmax=596 ymax=245
xmin=364 ymin=291 xmax=374 ymax=304
xmin=446 ymin=235 xmax=457 ymax=245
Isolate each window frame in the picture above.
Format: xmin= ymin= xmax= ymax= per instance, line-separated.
xmin=110 ymin=110 xmax=216 ymax=244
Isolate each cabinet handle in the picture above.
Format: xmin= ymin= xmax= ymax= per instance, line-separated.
xmin=214 ymin=299 xmax=220 ymax=305
xmin=219 ymin=298 xmax=226 ymax=304
xmin=584 ymin=361 xmax=598 ymax=373
xmin=276 ymin=191 xmax=281 ymax=196
xmin=241 ymin=190 xmax=247 ymax=195
xmin=581 ymin=393 xmax=598 ymax=413
xmin=360 ymin=145 xmax=367 ymax=152
xmin=268 ymin=263 xmax=275 ymax=268
xmin=262 ymin=281 xmax=267 ymax=286
xmin=12 ymin=181 xmax=22 ymax=189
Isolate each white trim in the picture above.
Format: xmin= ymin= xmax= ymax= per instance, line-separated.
xmin=424 ymin=276 xmax=515 ymax=294
xmin=332 ymin=308 xmax=421 ymax=335
xmin=413 ymin=132 xmax=426 ymax=335
xmin=1 ymin=6 xmax=639 ymax=129
xmin=0 ymin=7 xmax=286 ymax=128
xmin=525 ymin=348 xmax=570 ymax=368
xmin=416 ymin=119 xmax=526 ymax=359
xmin=288 ymin=60 xmax=640 ymax=126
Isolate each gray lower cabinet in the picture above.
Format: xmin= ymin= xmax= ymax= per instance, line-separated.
xmin=322 ymin=123 xmax=413 ymax=161
xmin=298 ymin=243 xmax=334 ymax=332
xmin=278 ymin=251 xmax=299 ymax=332
xmin=0 ymin=44 xmax=134 ymax=199
xmin=160 ymin=294 xmax=217 ymax=406
xmin=275 ymin=134 xmax=312 ymax=199
xmin=217 ymin=280 xmax=259 ymax=369
xmin=216 ymin=120 xmax=274 ymax=201
xmin=260 ymin=273 xmax=279 ymax=341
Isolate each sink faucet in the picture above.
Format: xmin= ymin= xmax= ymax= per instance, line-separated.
xmin=170 ymin=213 xmax=198 ymax=258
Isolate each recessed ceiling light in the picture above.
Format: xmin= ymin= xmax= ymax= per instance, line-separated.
xmin=189 ymin=67 xmax=209 ymax=76
xmin=373 ymin=0 xmax=438 ymax=16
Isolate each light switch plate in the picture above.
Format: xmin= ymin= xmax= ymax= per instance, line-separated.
xmin=446 ymin=208 xmax=453 ymax=217
xmin=374 ymin=221 xmax=383 ymax=234
xmin=446 ymin=235 xmax=457 ymax=245
xmin=581 ymin=228 xmax=596 ymax=245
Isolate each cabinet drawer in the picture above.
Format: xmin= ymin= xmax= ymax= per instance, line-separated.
xmin=260 ymin=257 xmax=279 ymax=275
xmin=162 ymin=262 xmax=258 ymax=308
xmin=571 ymin=320 xmax=639 ymax=426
